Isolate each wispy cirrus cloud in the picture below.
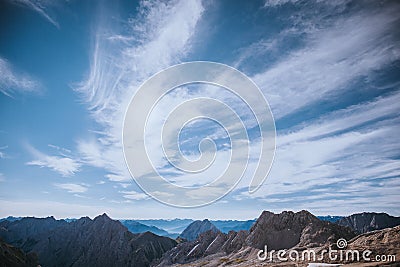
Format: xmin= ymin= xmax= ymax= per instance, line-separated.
xmin=54 ymin=183 xmax=88 ymax=193
xmin=120 ymin=190 xmax=149 ymax=201
xmin=74 ymin=0 xmax=205 ymax=185
xmin=26 ymin=144 xmax=81 ymax=177
xmin=0 ymin=57 xmax=41 ymax=97
xmin=7 ymin=0 xmax=59 ymax=28
xmin=226 ymin=1 xmax=400 ymax=214
xmin=248 ymin=2 xmax=400 ymax=119
xmin=233 ymin=91 xmax=400 ymax=214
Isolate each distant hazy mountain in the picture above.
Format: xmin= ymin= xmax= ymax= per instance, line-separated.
xmin=211 ymin=219 xmax=255 ymax=233
xmin=0 ymin=214 xmax=176 ymax=267
xmin=120 ymin=220 xmax=169 ymax=236
xmin=157 ymin=210 xmax=356 ymax=266
xmin=135 ymin=219 xmax=255 ymax=235
xmin=0 ymin=239 xmax=38 ymax=267
xmin=179 ymin=219 xmax=219 ymax=241
xmin=135 ymin=219 xmax=193 ymax=234
xmin=317 ymin=215 xmax=343 ymax=223
xmin=337 ymin=212 xmax=400 ymax=233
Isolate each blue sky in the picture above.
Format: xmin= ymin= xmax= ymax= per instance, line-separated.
xmin=0 ymin=0 xmax=399 ymax=219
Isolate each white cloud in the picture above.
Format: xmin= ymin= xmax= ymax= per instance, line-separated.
xmin=74 ymin=0 xmax=205 ymax=187
xmin=120 ymin=190 xmax=149 ymax=201
xmin=251 ymin=4 xmax=400 ymax=119
xmin=26 ymin=144 xmax=81 ymax=177
xmin=232 ymin=91 xmax=400 ymax=214
xmin=54 ymin=183 xmax=88 ymax=193
xmin=8 ymin=0 xmax=59 ymax=28
xmin=0 ymin=57 xmax=41 ymax=97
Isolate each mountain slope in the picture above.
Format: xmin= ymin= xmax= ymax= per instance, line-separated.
xmin=156 ymin=210 xmax=356 ymax=266
xmin=246 ymin=210 xmax=355 ymax=250
xmin=337 ymin=212 xmax=400 ymax=234
xmin=179 ymin=219 xmax=219 ymax=241
xmin=0 ymin=239 xmax=38 ymax=267
xmin=0 ymin=214 xmax=177 ymax=267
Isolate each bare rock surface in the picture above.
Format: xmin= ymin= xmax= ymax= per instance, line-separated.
xmin=337 ymin=212 xmax=400 ymax=234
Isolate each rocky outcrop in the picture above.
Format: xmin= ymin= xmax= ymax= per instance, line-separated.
xmin=0 ymin=239 xmax=38 ymax=267
xmin=179 ymin=219 xmax=219 ymax=241
xmin=337 ymin=212 xmax=400 ymax=234
xmin=156 ymin=230 xmax=242 ymax=266
xmin=246 ymin=210 xmax=355 ymax=250
xmin=156 ymin=210 xmax=356 ymax=266
xmin=0 ymin=213 xmax=177 ymax=267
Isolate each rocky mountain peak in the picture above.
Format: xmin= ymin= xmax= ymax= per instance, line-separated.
xmin=179 ymin=219 xmax=219 ymax=241
xmin=338 ymin=212 xmax=400 ymax=234
xmin=246 ymin=210 xmax=354 ymax=250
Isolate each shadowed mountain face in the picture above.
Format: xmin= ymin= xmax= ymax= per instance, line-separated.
xmin=246 ymin=210 xmax=355 ymax=250
xmin=156 ymin=210 xmax=356 ymax=266
xmin=0 ymin=214 xmax=176 ymax=267
xmin=179 ymin=219 xmax=219 ymax=241
xmin=0 ymin=239 xmax=38 ymax=267
xmin=337 ymin=212 xmax=400 ymax=234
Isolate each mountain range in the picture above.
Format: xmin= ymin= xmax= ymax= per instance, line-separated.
xmin=1 ymin=211 xmax=399 ymax=266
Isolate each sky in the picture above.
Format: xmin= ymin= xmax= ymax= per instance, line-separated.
xmin=0 ymin=0 xmax=399 ymax=220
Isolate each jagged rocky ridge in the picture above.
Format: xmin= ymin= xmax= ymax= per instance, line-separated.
xmin=0 ymin=238 xmax=38 ymax=267
xmin=156 ymin=210 xmax=356 ymax=266
xmin=337 ymin=212 xmax=400 ymax=234
xmin=0 ymin=213 xmax=176 ymax=267
xmin=179 ymin=219 xmax=219 ymax=241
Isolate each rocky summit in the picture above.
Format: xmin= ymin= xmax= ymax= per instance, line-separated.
xmin=0 ymin=213 xmax=176 ymax=267
xmin=179 ymin=219 xmax=219 ymax=241
xmin=156 ymin=210 xmax=356 ymax=266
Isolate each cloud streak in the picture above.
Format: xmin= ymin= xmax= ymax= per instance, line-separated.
xmin=74 ymin=0 xmax=205 ymax=186
xmin=26 ymin=144 xmax=81 ymax=177
xmin=0 ymin=57 xmax=41 ymax=97
xmin=8 ymin=0 xmax=59 ymax=28
xmin=54 ymin=183 xmax=88 ymax=193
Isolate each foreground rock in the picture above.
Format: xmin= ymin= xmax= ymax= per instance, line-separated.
xmin=158 ymin=225 xmax=400 ymax=267
xmin=156 ymin=210 xmax=356 ymax=266
xmin=0 ymin=239 xmax=38 ymax=267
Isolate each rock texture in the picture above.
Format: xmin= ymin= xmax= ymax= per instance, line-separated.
xmin=179 ymin=219 xmax=219 ymax=241
xmin=156 ymin=210 xmax=356 ymax=266
xmin=337 ymin=212 xmax=400 ymax=234
xmin=246 ymin=210 xmax=355 ymax=250
xmin=0 ymin=239 xmax=38 ymax=267
xmin=0 ymin=213 xmax=176 ymax=267
xmin=158 ymin=224 xmax=400 ymax=267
